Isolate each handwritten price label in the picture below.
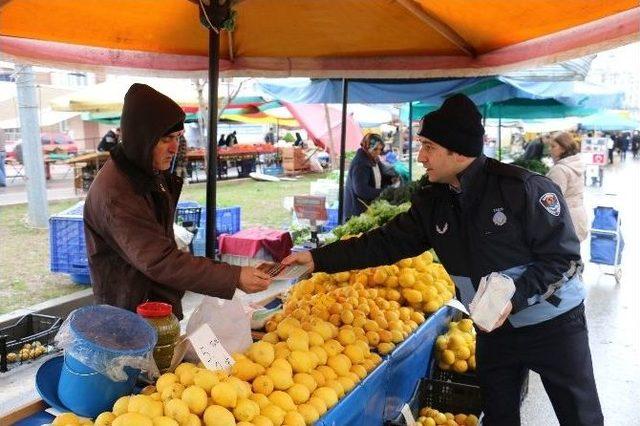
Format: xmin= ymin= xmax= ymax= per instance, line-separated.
xmin=188 ymin=324 xmax=235 ymax=372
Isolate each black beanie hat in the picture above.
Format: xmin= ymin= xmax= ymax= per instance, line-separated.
xmin=418 ymin=94 xmax=484 ymax=157
xmin=163 ymin=120 xmax=184 ymax=136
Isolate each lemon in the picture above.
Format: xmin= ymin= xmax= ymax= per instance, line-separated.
xmin=52 ymin=413 xmax=81 ymax=425
xmin=112 ymin=396 xmax=131 ymax=416
xmin=309 ymin=345 xmax=328 ymax=365
xmin=253 ymin=414 xmax=276 ymax=426
xmin=324 ymin=379 xmax=345 ymax=398
xmin=261 ymin=404 xmax=286 ymax=426
xmin=152 ymin=416 xmax=178 ymax=426
xmin=455 ymin=346 xmax=471 ymax=360
xmin=452 ymin=360 xmax=468 ymax=374
xmin=250 ymin=392 xmax=271 ymax=409
xmin=193 ymin=369 xmax=219 ymax=393
xmin=232 ymin=358 xmax=263 ymax=381
xmin=286 ymin=328 xmax=310 ymax=351
xmin=252 ymin=374 xmax=273 ymax=396
xmin=271 ymin=358 xmax=293 ymax=375
xmin=287 ymin=383 xmax=310 ymax=404
xmin=267 ymin=366 xmax=294 ymax=390
xmin=203 ymin=405 xmax=236 ymax=426
xmin=293 ymin=372 xmax=317 ymax=393
xmin=211 ymin=382 xmax=238 ymax=408
xmin=288 ymin=350 xmax=314 ymax=374
xmin=113 ymin=412 xmax=153 ymax=426
xmin=178 ymin=368 xmax=197 ymax=387
xmin=163 ymin=399 xmax=190 ymax=424
xmin=339 ymin=345 xmax=362 ymax=365
xmin=94 ymin=412 xmax=116 ymax=426
xmin=337 ymin=376 xmax=356 ymax=393
xmin=181 ymin=385 xmax=208 ymax=415
xmin=283 ymin=411 xmax=306 ymax=426
xmin=174 ymin=362 xmax=197 ymax=377
xmin=312 ymin=386 xmax=338 ymax=408
xmin=441 ymin=349 xmax=455 ymax=365
xmin=377 ymin=342 xmax=395 ymax=355
xmin=160 ymin=383 xmax=185 ymax=401
xmin=465 ymin=414 xmax=479 ymax=426
xmin=233 ymin=398 xmax=260 ymax=422
xmin=307 ymin=396 xmax=328 ymax=415
xmin=268 ymin=390 xmax=296 ymax=411
xmin=262 ymin=332 xmax=280 ymax=344
xmin=327 ymin=354 xmax=352 ymax=376
xmin=227 ymin=376 xmax=252 ymax=399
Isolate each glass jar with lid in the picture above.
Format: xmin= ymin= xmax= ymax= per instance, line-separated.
xmin=136 ymin=302 xmax=180 ymax=373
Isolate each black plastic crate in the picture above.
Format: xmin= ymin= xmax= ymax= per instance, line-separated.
xmin=429 ymin=356 xmax=479 ymax=386
xmin=0 ymin=313 xmax=62 ymax=372
xmin=386 ymin=379 xmax=482 ymax=425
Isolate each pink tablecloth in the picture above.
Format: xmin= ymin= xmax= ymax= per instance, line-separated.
xmin=218 ymin=227 xmax=293 ymax=262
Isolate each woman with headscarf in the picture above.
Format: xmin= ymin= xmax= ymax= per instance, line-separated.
xmin=343 ymin=133 xmax=394 ymax=220
xmin=547 ymin=131 xmax=588 ymax=241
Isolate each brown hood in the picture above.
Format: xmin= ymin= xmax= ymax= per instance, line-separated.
xmin=115 ymin=83 xmax=185 ymax=175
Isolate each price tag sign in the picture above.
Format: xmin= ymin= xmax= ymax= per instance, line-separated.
xmin=400 ymin=403 xmax=417 ymax=426
xmin=188 ymin=324 xmax=235 ymax=372
xmin=294 ymin=195 xmax=328 ymax=221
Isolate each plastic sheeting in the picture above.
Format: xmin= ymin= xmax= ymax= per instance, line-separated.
xmin=55 ymin=305 xmax=157 ymax=382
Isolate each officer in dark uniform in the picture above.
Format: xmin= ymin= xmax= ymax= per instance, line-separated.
xmin=283 ymin=94 xmax=603 ymax=425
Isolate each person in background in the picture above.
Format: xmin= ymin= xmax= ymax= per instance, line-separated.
xmin=97 ymin=127 xmax=120 ymax=152
xmin=631 ymin=130 xmax=640 ymax=159
xmin=264 ymin=127 xmax=276 ymax=144
xmin=83 ymin=84 xmax=271 ymax=320
xmin=0 ymin=128 xmax=6 ymax=187
xmin=547 ymin=132 xmax=588 ymax=242
xmin=605 ymin=133 xmax=615 ymax=164
xmin=521 ymin=133 xmax=547 ymax=161
xmin=225 ymin=130 xmax=238 ymax=147
xmin=619 ymin=132 xmax=630 ymax=162
xmin=218 ymin=133 xmax=226 ymax=147
xmin=343 ymin=133 xmax=394 ymax=220
xmin=293 ymin=132 xmax=304 ymax=147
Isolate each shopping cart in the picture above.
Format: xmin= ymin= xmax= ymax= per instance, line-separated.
xmin=589 ymin=194 xmax=624 ymax=284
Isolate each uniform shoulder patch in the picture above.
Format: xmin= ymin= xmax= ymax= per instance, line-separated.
xmin=539 ymin=192 xmax=561 ymax=216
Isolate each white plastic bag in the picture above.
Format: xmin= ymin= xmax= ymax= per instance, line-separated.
xmin=469 ymin=272 xmax=516 ymax=331
xmin=185 ymin=295 xmax=253 ymax=361
xmin=173 ymin=223 xmax=194 ymax=252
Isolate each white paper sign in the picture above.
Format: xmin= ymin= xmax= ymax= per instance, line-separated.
xmin=189 ymin=323 xmax=235 ymax=372
xmin=400 ymin=403 xmax=416 ymax=426
xmin=446 ymin=298 xmax=469 ymax=315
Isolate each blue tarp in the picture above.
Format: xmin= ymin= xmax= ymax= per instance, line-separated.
xmin=257 ymin=77 xmax=623 ymax=111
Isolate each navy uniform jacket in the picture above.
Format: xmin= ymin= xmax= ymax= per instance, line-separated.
xmin=312 ymin=155 xmax=585 ymax=327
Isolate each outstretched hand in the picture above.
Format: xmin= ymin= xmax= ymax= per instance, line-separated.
xmin=281 ymin=251 xmax=315 ymax=273
xmin=238 ymin=267 xmax=272 ymax=293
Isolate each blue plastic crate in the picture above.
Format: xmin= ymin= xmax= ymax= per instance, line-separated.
xmin=191 ymin=206 xmax=242 ymax=256
xmin=321 ymin=207 xmax=339 ymax=232
xmin=49 ymin=202 xmax=90 ymax=281
xmin=263 ymin=165 xmax=283 ymax=176
xmin=176 ymin=201 xmax=202 ymax=226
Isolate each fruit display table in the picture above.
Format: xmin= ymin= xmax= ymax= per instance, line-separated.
xmin=8 ymin=307 xmax=455 ymax=426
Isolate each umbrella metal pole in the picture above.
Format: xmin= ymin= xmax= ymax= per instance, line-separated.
xmin=205 ymin=29 xmax=220 ymax=259
xmin=337 ymin=79 xmax=349 ymax=225
xmin=408 ymin=102 xmax=413 ymax=181
xmin=498 ymin=115 xmax=502 ymax=161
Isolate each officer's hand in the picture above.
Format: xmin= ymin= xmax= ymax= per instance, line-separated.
xmin=238 ymin=267 xmax=271 ymax=293
xmin=478 ymin=301 xmax=513 ymax=332
xmin=281 ymin=251 xmax=315 ymax=272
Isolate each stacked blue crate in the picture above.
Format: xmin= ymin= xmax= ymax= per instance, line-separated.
xmin=321 ymin=207 xmax=339 ymax=233
xmin=49 ymin=202 xmax=91 ymax=285
xmin=178 ymin=204 xmax=241 ymax=256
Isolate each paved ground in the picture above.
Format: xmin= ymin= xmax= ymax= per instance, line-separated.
xmin=522 ymin=158 xmax=640 ymax=425
xmin=0 ymin=164 xmax=80 ymax=206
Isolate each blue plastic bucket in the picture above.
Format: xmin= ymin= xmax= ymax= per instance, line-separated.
xmin=57 ymin=305 xmax=157 ymax=418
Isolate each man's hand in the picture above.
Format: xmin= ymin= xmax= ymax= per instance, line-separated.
xmin=238 ymin=267 xmax=272 ymax=293
xmin=476 ymin=301 xmax=512 ymax=333
xmin=281 ymin=251 xmax=315 ymax=272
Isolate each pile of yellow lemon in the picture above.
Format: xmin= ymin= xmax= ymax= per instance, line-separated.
xmin=53 ymin=252 xmax=456 ymax=426
xmin=415 ymin=406 xmax=479 ymax=426
xmin=434 ymin=319 xmax=476 ymax=374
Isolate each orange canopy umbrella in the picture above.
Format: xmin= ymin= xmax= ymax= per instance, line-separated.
xmin=0 ymin=0 xmax=638 ymax=77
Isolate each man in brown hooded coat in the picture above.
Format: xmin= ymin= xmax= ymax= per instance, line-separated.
xmin=84 ymin=83 xmax=271 ymax=320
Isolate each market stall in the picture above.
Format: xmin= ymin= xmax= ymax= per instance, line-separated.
xmin=185 ymin=144 xmax=279 ymax=181
xmin=65 ymin=151 xmax=110 ymax=193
